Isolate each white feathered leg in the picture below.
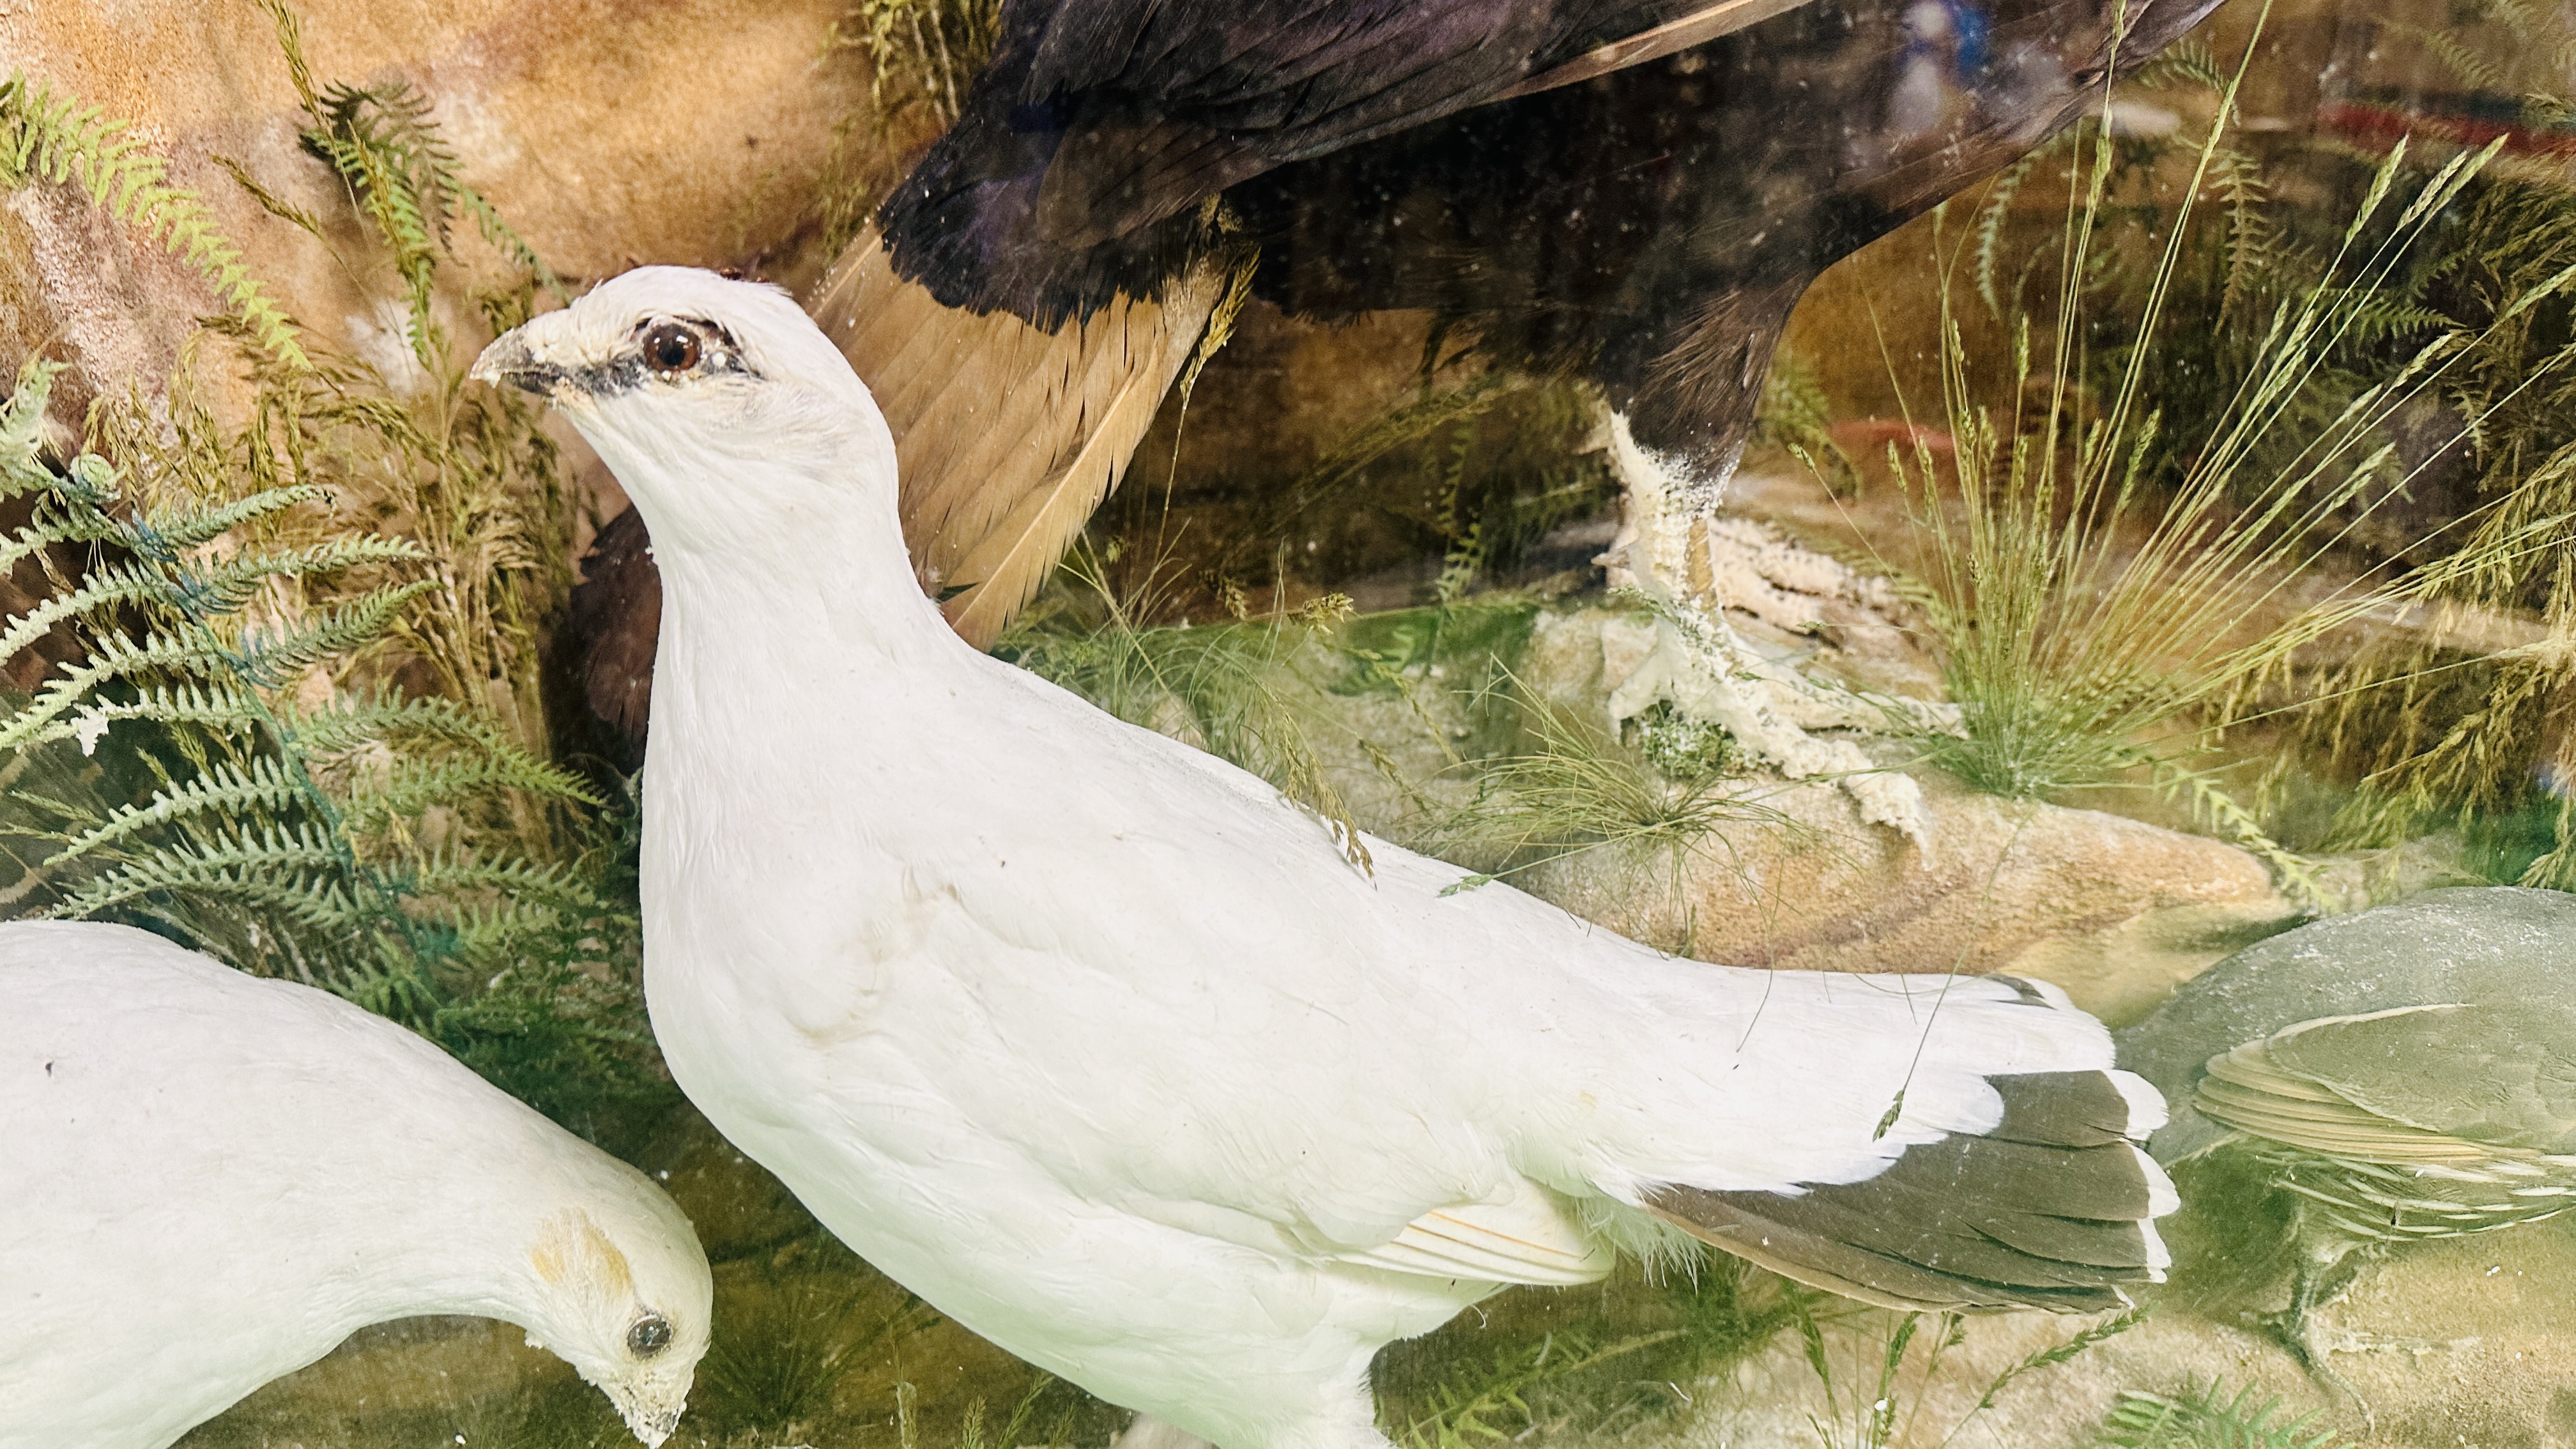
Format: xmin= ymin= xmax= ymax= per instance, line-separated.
xmin=1597 ymin=411 xmax=1938 ymax=848
xmin=1110 ymin=1387 xmax=1396 ymax=1449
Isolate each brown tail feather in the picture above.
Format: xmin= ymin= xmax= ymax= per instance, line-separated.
xmin=1646 ymin=1072 xmax=2169 ymax=1312
xmin=811 ymin=229 xmax=1222 ymax=648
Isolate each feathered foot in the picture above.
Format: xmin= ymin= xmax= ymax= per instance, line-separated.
xmin=1597 ymin=413 xmax=1950 ymax=849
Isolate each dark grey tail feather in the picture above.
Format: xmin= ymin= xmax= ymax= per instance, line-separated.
xmin=1985 ymin=1069 xmax=2139 ymax=1149
xmin=1646 ymin=1071 xmax=2169 ymax=1312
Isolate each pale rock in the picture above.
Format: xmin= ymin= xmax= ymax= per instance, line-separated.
xmin=1516 ymin=608 xmax=2301 ymax=1023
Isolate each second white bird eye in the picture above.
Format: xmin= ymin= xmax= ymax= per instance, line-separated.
xmin=641 ymin=323 xmax=701 ymax=377
xmin=626 ymin=1312 xmax=671 ymax=1356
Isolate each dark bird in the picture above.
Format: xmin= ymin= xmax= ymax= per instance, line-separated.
xmin=573 ymin=0 xmax=2226 ymax=805
xmin=2117 ymin=886 xmax=2576 ymax=1378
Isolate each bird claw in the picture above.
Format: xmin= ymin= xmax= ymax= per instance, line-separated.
xmin=1592 ymin=411 xmax=1949 ymax=852
xmin=1605 ymin=602 xmax=1936 ymax=852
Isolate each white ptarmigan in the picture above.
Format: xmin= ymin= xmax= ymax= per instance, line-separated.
xmin=0 ymin=921 xmax=712 ymax=1448
xmin=475 ymin=268 xmax=2176 ymax=1449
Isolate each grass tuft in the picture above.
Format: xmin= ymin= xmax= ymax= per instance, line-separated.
xmin=1890 ymin=4 xmax=2575 ymax=896
xmin=696 ymin=1268 xmax=937 ymax=1432
xmin=1418 ymin=681 xmax=1793 ymax=898
xmin=1000 ymin=542 xmax=1374 ymax=868
xmin=1376 ymin=1261 xmax=1802 ymax=1448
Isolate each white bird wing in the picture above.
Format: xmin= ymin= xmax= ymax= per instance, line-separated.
xmin=756 ymin=655 xmax=2153 ymax=1307
xmin=1341 ymin=1179 xmax=1617 ymax=1285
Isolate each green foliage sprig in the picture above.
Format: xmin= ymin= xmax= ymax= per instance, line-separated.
xmin=257 ymin=0 xmax=566 ymax=366
xmin=0 ymin=361 xmax=608 ymax=1019
xmin=0 ymin=73 xmax=307 ymax=367
xmin=0 ymin=6 xmax=659 ymax=1133
xmin=2285 ymin=5 xmax=2576 ymax=885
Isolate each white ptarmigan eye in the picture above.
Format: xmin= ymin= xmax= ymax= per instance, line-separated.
xmin=641 ymin=323 xmax=700 ymax=376
xmin=626 ymin=1313 xmax=672 ymax=1356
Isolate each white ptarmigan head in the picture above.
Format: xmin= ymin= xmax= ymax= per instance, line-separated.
xmin=511 ymin=1191 xmax=712 ymax=1446
xmin=473 ymin=266 xmax=898 ymax=566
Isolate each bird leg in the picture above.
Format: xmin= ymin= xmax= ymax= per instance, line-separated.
xmin=1114 ymin=1402 xmax=1399 ymax=1449
xmin=2246 ymin=1230 xmax=2372 ymax=1402
xmin=1110 ymin=1414 xmax=1216 ymax=1449
xmin=1596 ymin=413 xmax=1945 ymax=849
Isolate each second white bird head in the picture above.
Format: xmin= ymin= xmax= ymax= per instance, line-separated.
xmin=473 ymin=266 xmax=898 ymax=563
xmin=512 ymin=1199 xmax=713 ymax=1446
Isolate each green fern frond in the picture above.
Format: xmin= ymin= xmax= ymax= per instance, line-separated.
xmin=43 ymin=821 xmax=358 ymax=924
xmin=0 ymin=73 xmax=308 ymax=367
xmin=2394 ymin=22 xmax=2512 ymax=95
xmin=262 ymin=1 xmax=566 ymax=339
xmin=339 ymin=756 xmax=590 ymax=833
xmin=439 ymin=894 xmax=597 ymax=949
xmin=0 ymin=627 xmax=249 ymax=751
xmin=406 ymin=854 xmax=604 ymax=913
xmin=231 ymin=581 xmax=433 ymax=686
xmin=0 ymin=364 xmax=61 ymax=491
xmin=65 ymin=681 xmax=269 ymax=737
xmin=2129 ymin=40 xmax=2229 ymax=92
xmin=50 ymin=758 xmax=309 ymax=866
xmin=303 ymin=80 xmax=453 ymax=342
xmin=281 ymin=687 xmax=530 ymax=755
xmin=2093 ymin=1379 xmax=2351 ymax=1449
xmin=0 ymin=509 xmax=123 ymax=578
xmin=171 ymin=537 xmax=424 ymax=610
xmin=130 ymin=484 xmax=333 ymax=553
xmin=0 ymin=533 xmax=408 ymax=651
xmin=0 ymin=560 xmax=187 ymax=663
xmin=1971 ymin=145 xmax=2051 ymax=315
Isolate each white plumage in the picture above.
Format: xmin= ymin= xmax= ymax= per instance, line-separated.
xmin=0 ymin=921 xmax=711 ymax=1448
xmin=477 ymin=267 xmax=2175 ymax=1449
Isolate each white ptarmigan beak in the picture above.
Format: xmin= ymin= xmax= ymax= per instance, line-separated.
xmin=613 ymin=1388 xmax=683 ymax=1448
xmin=470 ymin=330 xmax=562 ymax=395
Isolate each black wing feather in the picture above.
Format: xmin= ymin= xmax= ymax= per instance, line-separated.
xmin=1650 ymin=1072 xmax=2167 ymax=1312
xmin=881 ymin=0 xmax=1687 ymax=321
